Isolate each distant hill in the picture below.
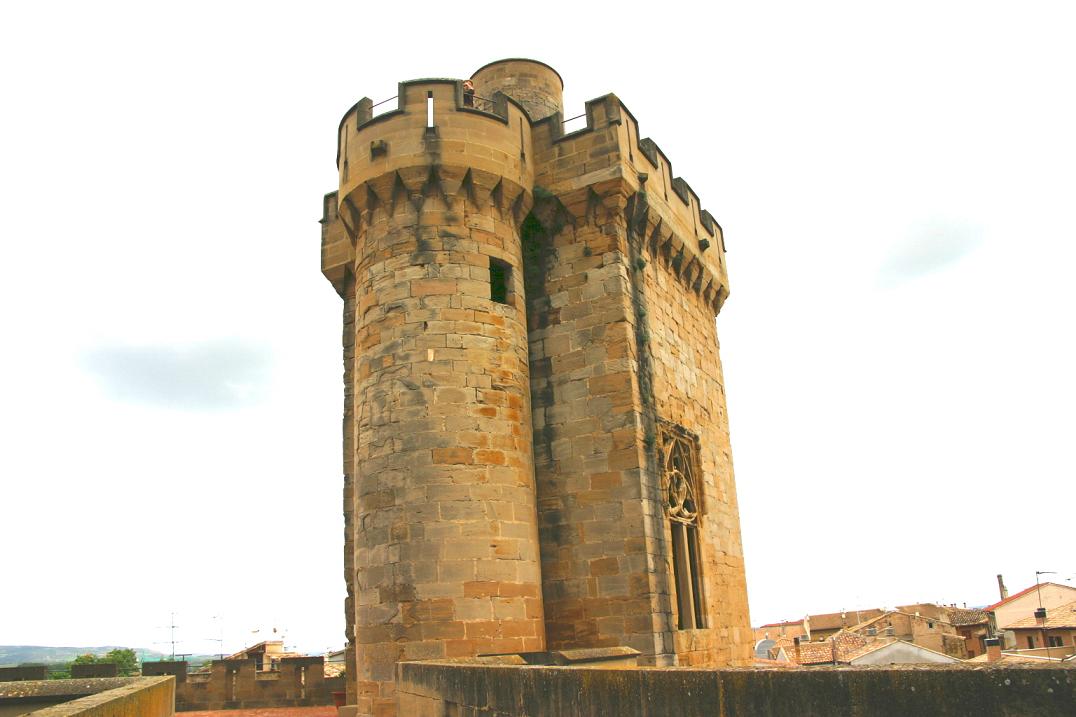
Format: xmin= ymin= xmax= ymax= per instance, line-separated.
xmin=0 ymin=645 xmax=167 ymax=666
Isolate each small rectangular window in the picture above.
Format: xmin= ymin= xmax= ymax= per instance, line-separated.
xmin=1027 ymin=635 xmax=1036 ymax=649
xmin=489 ymin=257 xmax=511 ymax=304
xmin=427 ymin=91 xmax=434 ymax=127
xmin=1048 ymin=636 xmax=1063 ymax=647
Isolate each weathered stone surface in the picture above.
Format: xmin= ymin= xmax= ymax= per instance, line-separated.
xmin=168 ymin=657 xmax=343 ymax=712
xmin=397 ymin=661 xmax=1076 ymax=717
xmin=0 ymin=676 xmax=174 ymax=717
xmin=321 ymin=58 xmax=745 ymax=716
xmin=70 ymin=663 xmax=118 ymax=679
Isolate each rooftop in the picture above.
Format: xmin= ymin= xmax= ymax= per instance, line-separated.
xmin=985 ymin=582 xmax=1076 ymax=612
xmin=947 ymin=607 xmax=990 ymax=626
xmin=1006 ymin=600 xmax=1076 ymax=629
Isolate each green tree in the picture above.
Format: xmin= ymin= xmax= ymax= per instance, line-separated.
xmin=71 ymin=653 xmax=99 ymax=665
xmin=47 ymin=663 xmax=71 ymax=680
xmin=103 ymin=649 xmax=138 ymax=676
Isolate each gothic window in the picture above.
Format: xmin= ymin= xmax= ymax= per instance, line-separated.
xmin=660 ymin=423 xmax=706 ymax=630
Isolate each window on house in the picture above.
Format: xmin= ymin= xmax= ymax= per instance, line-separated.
xmin=489 ymin=257 xmax=512 ymax=304
xmin=661 ymin=422 xmax=706 ymax=630
xmin=928 ymin=621 xmax=934 ymax=629
xmin=1047 ymin=636 xmax=1062 ymax=647
xmin=1027 ymin=635 xmax=1036 ymax=649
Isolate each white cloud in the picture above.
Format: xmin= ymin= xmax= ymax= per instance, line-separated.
xmin=879 ymin=217 xmax=983 ymax=285
xmin=82 ymin=340 xmax=273 ymax=411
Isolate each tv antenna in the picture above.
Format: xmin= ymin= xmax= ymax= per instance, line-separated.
xmin=152 ymin=611 xmax=180 ymax=659
xmin=206 ymin=615 xmax=225 ymax=660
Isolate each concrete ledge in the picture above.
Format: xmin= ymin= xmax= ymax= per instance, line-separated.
xmin=397 ymin=662 xmax=1076 ymax=717
xmin=550 ymin=646 xmax=639 ymax=666
xmin=0 ymin=676 xmax=174 ymax=716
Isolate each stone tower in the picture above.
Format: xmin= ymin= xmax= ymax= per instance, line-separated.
xmin=320 ymin=59 xmax=751 ymax=716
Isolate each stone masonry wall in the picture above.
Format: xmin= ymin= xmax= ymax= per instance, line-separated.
xmin=396 ymin=661 xmax=1076 ymax=717
xmin=525 ymin=185 xmax=667 ymax=661
xmin=152 ymin=657 xmax=343 ymax=712
xmin=333 ymin=79 xmax=548 ymax=717
xmin=0 ymin=677 xmax=175 ymax=717
xmin=471 ymin=59 xmax=564 ymax=123
xmin=523 ymin=82 xmax=749 ymax=665
xmin=632 ymin=201 xmax=752 ymax=666
xmin=323 ymin=60 xmax=753 ymax=714
xmin=347 ymin=187 xmax=546 ymax=716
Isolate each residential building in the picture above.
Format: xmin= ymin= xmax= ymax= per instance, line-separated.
xmin=846 ymin=640 xmax=960 ymax=666
xmin=755 ymin=608 xmax=885 ymax=643
xmin=225 ymin=641 xmax=301 ymax=672
xmin=986 ymin=582 xmax=1076 ymax=630
xmin=945 ymin=607 xmax=994 ymax=658
xmin=772 ymin=631 xmax=959 ymax=666
xmin=1005 ymin=599 xmax=1076 ymax=657
xmin=847 ymin=610 xmax=967 ymax=659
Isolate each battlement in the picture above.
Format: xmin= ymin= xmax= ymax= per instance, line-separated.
xmin=533 ymin=93 xmax=722 ymax=243
xmin=328 ymin=66 xmax=729 ymax=313
xmin=528 ymin=92 xmax=729 ymax=313
xmin=336 ymin=79 xmax=534 ymax=171
xmin=333 ymin=79 xmax=536 ymax=245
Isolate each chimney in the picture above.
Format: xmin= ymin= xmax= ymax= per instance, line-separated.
xmin=985 ymin=637 xmax=1002 ymax=663
xmin=793 ymin=636 xmax=802 ymax=665
xmin=997 ymin=574 xmax=1008 ymax=601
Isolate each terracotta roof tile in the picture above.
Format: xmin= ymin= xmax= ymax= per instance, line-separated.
xmin=778 ymin=631 xmax=882 ymax=665
xmin=947 ymin=607 xmax=989 ymax=626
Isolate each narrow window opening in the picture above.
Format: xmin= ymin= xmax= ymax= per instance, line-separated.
xmin=426 ymin=91 xmax=434 ymax=128
xmin=671 ymin=523 xmax=691 ymax=630
xmin=342 ymin=126 xmax=349 ymax=181
xmin=686 ymin=524 xmax=706 ymax=628
xmin=519 ymin=118 xmax=526 ymax=161
xmin=489 ymin=257 xmax=511 ymax=304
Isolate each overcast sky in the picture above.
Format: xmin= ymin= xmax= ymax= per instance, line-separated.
xmin=1 ymin=1 xmax=1074 ymax=657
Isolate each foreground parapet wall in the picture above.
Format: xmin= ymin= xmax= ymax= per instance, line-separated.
xmin=0 ymin=676 xmax=174 ymax=717
xmin=397 ymin=662 xmax=1076 ymax=717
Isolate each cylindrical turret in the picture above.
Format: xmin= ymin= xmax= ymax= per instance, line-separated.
xmin=332 ymin=80 xmax=544 ymax=717
xmin=471 ymin=58 xmax=564 ymax=121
